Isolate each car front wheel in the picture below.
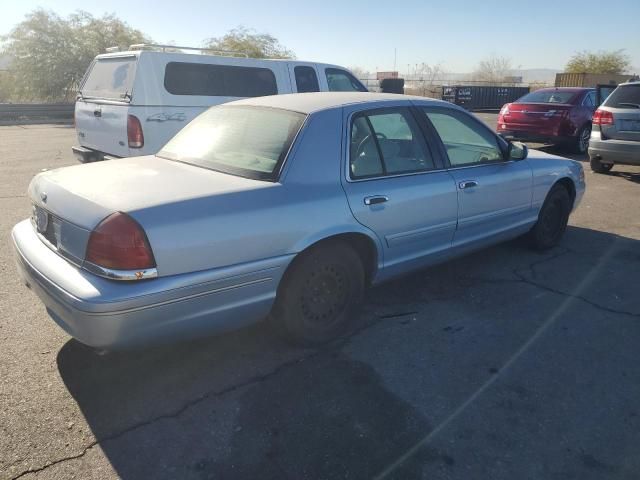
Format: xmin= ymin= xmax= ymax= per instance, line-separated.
xmin=528 ymin=184 xmax=571 ymax=250
xmin=273 ymin=242 xmax=364 ymax=345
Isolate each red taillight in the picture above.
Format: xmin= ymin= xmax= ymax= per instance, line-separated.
xmin=127 ymin=114 xmax=144 ymax=148
xmin=593 ymin=109 xmax=613 ymax=125
xmin=499 ymin=103 xmax=511 ymax=116
xmin=86 ymin=212 xmax=155 ymax=271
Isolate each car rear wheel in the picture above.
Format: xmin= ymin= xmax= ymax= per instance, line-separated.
xmin=590 ymin=156 xmax=613 ymax=173
xmin=527 ymin=184 xmax=571 ymax=250
xmin=572 ymin=124 xmax=591 ymax=154
xmin=273 ymin=242 xmax=364 ymax=345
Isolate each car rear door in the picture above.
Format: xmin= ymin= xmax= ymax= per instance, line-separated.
xmin=599 ymin=83 xmax=640 ymax=142
xmin=340 ymin=105 xmax=458 ymax=278
xmin=75 ymin=55 xmax=138 ymax=157
xmin=420 ymin=106 xmax=533 ymax=250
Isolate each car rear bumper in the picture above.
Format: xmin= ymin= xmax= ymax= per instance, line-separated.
xmin=12 ymin=219 xmax=291 ymax=348
xmin=499 ymin=129 xmax=572 ymax=145
xmin=72 ymin=146 xmax=120 ymax=163
xmin=588 ymin=138 xmax=640 ymax=166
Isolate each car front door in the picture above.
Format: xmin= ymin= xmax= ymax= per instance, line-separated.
xmin=420 ymin=106 xmax=533 ymax=251
xmin=341 ymin=105 xmax=458 ymax=280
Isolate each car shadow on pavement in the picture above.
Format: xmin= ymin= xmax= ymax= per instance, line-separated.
xmin=608 ymin=170 xmax=640 ymax=184
xmin=56 ymin=226 xmax=640 ymax=479
xmin=537 ymin=144 xmax=588 ymax=163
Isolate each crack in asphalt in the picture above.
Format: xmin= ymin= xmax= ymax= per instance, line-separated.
xmin=7 ymin=348 xmax=323 ymax=480
xmin=8 ymin=248 xmax=637 ymax=479
xmin=513 ymin=247 xmax=639 ymax=318
xmin=8 ymin=315 xmax=393 ymax=480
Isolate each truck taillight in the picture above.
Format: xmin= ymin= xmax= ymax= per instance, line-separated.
xmin=127 ymin=114 xmax=144 ymax=148
xmin=85 ymin=212 xmax=155 ymax=272
xmin=592 ymin=109 xmax=613 ymax=125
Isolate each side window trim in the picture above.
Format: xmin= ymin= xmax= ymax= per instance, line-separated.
xmin=408 ymin=105 xmax=447 ymax=170
xmin=419 ymin=106 xmax=508 ymax=169
xmin=348 ymin=106 xmax=442 ymax=181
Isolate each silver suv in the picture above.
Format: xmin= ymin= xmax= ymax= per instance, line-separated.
xmin=588 ymin=81 xmax=640 ymax=173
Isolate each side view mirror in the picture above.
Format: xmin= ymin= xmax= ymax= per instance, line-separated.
xmin=508 ymin=141 xmax=528 ymax=161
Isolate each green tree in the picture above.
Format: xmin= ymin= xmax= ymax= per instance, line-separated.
xmin=0 ymin=9 xmax=150 ymax=101
xmin=204 ymin=26 xmax=294 ymax=59
xmin=565 ymin=50 xmax=631 ymax=74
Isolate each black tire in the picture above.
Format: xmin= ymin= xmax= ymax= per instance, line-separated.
xmin=527 ymin=184 xmax=571 ymax=250
xmin=572 ymin=124 xmax=591 ymax=154
xmin=273 ymin=242 xmax=364 ymax=346
xmin=589 ymin=155 xmax=613 ymax=173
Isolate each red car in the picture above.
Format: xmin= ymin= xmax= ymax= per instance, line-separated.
xmin=497 ymin=87 xmax=596 ymax=153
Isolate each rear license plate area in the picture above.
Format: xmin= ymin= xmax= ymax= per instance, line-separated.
xmin=32 ymin=205 xmax=59 ymax=248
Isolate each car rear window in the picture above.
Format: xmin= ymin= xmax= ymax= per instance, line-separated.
xmin=80 ymin=57 xmax=136 ymax=101
xmin=516 ymin=90 xmax=576 ymax=104
xmin=603 ymin=84 xmax=640 ymax=108
xmin=158 ymin=106 xmax=305 ymax=180
xmin=164 ymin=62 xmax=278 ymax=97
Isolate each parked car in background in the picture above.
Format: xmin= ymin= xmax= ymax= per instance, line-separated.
xmin=72 ymin=44 xmax=368 ymax=162
xmin=14 ymin=93 xmax=584 ymax=349
xmin=588 ymin=81 xmax=640 ymax=173
xmin=497 ymin=87 xmax=596 ymax=153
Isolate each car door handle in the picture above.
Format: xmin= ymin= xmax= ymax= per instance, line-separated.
xmin=458 ymin=180 xmax=478 ymax=189
xmin=93 ymin=109 xmax=102 ymax=117
xmin=364 ymin=195 xmax=389 ymax=205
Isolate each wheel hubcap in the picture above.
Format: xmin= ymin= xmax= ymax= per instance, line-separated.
xmin=300 ymin=264 xmax=349 ymax=325
xmin=579 ymin=127 xmax=591 ymax=152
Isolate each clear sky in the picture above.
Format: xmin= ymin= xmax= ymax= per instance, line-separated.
xmin=1 ymin=0 xmax=639 ymax=74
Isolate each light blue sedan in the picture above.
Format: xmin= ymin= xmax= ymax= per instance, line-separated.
xmin=12 ymin=93 xmax=585 ymax=348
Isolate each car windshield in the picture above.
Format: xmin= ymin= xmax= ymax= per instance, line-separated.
xmin=516 ymin=90 xmax=576 ymax=104
xmin=158 ymin=106 xmax=306 ymax=180
xmin=603 ymin=84 xmax=640 ymax=108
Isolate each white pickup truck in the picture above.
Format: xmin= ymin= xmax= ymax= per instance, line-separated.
xmin=72 ymin=44 xmax=368 ymax=162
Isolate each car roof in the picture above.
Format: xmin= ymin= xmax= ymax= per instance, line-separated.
xmin=535 ymin=87 xmax=593 ymax=93
xmin=228 ymin=92 xmax=450 ymax=114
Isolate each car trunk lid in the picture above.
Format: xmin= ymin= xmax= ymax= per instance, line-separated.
xmin=29 ymin=156 xmax=272 ymax=267
xmin=505 ymin=103 xmax=572 ymax=126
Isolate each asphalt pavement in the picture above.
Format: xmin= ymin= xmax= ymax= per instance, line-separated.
xmin=1 ymin=120 xmax=639 ymax=480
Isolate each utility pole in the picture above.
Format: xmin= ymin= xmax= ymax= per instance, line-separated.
xmin=393 ymin=48 xmax=397 ymax=73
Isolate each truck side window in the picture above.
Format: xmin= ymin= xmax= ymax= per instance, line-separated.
xmin=164 ymin=62 xmax=278 ymax=97
xmin=326 ymin=68 xmax=367 ymax=92
xmin=294 ymin=66 xmax=319 ymax=93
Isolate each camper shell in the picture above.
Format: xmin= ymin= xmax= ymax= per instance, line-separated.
xmin=73 ymin=44 xmax=367 ymax=161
